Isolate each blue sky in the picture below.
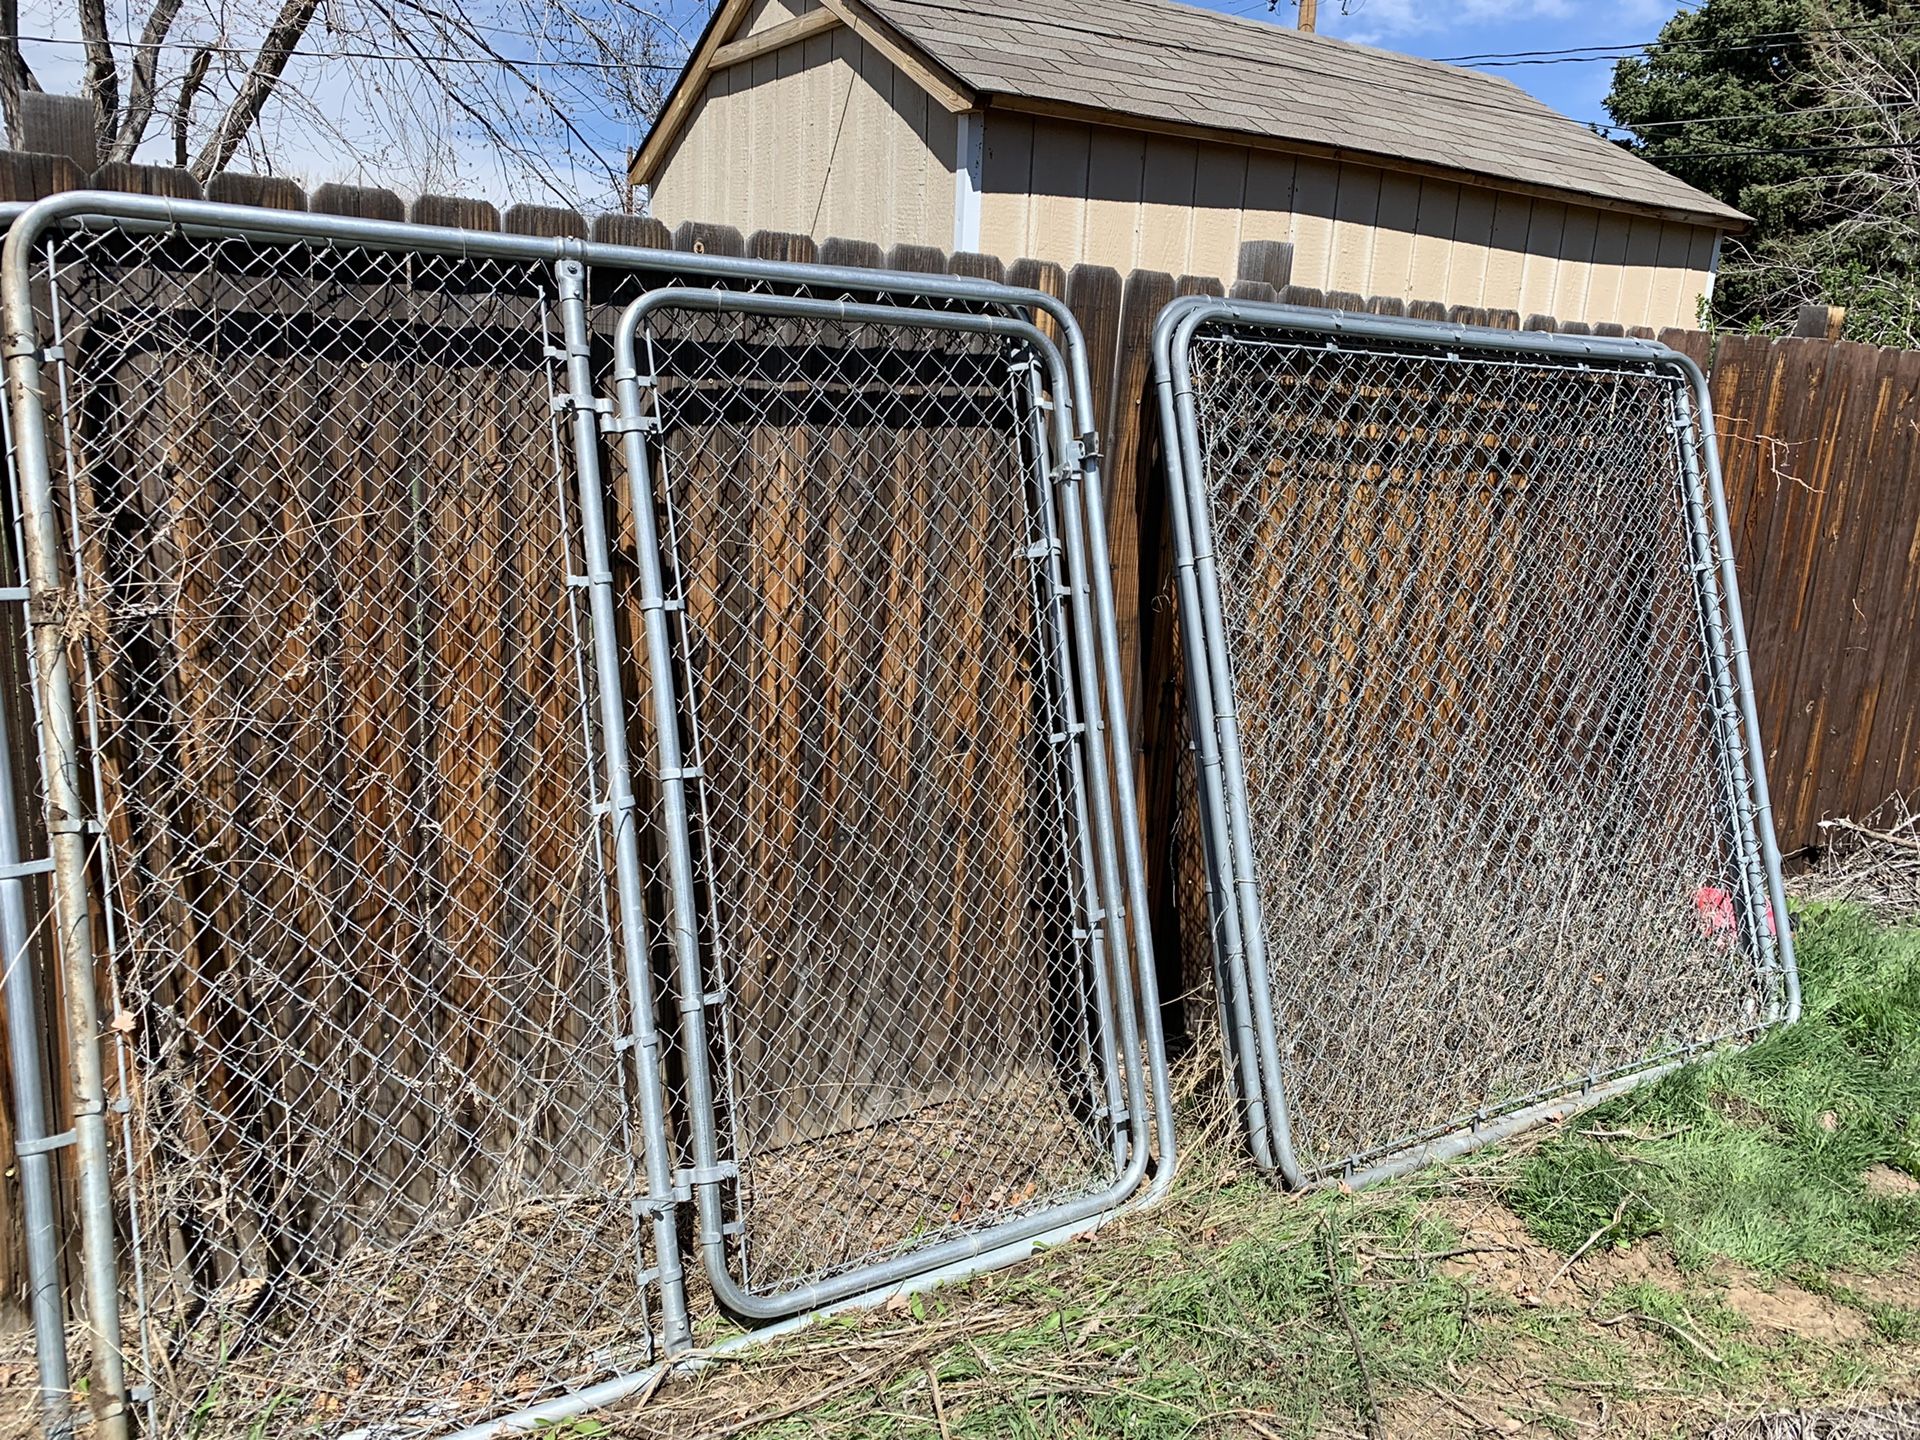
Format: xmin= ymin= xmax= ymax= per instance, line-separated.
xmin=14 ymin=0 xmax=1694 ymax=206
xmin=1183 ymin=0 xmax=1690 ymax=128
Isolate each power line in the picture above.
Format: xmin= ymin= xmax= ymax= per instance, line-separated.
xmin=1637 ymin=138 xmax=1920 ymax=160
xmin=13 ymin=29 xmax=685 ymax=71
xmin=1595 ymin=102 xmax=1877 ymax=132
xmin=1436 ymin=18 xmax=1920 ymax=67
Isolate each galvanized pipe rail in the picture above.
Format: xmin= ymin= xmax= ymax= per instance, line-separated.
xmin=1152 ymin=293 xmax=1798 ymax=1189
xmin=0 ymin=190 xmax=1176 ymax=1440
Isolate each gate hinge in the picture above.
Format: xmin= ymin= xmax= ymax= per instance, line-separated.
xmin=676 ymin=1161 xmax=738 ymax=1189
xmin=550 ymin=392 xmax=613 ymax=418
xmin=633 ymin=1182 xmax=690 ymax=1218
xmin=600 ymin=411 xmax=660 ymax=437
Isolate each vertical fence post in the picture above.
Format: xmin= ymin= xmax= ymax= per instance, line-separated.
xmin=0 ymin=625 xmax=71 ymax=1436
xmin=550 ymin=256 xmax=693 ymax=1354
xmin=2 ymin=208 xmax=131 ymax=1440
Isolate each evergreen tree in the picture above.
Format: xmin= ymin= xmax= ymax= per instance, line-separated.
xmin=1606 ymin=0 xmax=1920 ymax=343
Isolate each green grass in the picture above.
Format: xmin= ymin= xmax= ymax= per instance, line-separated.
xmin=652 ymin=903 xmax=1920 ymax=1438
xmin=742 ymin=1186 xmax=1496 ymax=1439
xmin=1505 ymin=903 xmax=1920 ymax=1273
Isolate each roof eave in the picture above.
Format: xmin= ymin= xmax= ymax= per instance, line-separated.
xmin=979 ymin=92 xmax=1751 ymax=234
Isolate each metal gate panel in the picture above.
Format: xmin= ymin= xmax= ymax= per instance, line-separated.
xmin=609 ymin=289 xmax=1151 ymax=1315
xmin=1153 ymin=298 xmax=1796 ymax=1186
xmin=0 ymin=192 xmax=1174 ymax=1437
xmin=3 ymin=220 xmax=674 ymax=1437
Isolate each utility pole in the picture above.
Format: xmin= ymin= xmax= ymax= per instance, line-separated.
xmin=1298 ymin=0 xmax=1317 ymax=30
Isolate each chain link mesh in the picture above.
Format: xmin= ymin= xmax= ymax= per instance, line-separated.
xmin=1174 ymin=323 xmax=1784 ymax=1179
xmin=30 ymin=229 xmax=662 ymax=1435
xmin=625 ymin=305 xmax=1124 ymax=1295
xmin=3 ymin=214 xmax=1160 ymax=1435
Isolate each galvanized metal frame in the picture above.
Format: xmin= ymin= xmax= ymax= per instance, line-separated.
xmin=1151 ymin=294 xmax=1798 ymax=1189
xmin=0 ymin=191 xmax=1174 ymax=1438
xmin=608 ymin=287 xmax=1154 ymax=1319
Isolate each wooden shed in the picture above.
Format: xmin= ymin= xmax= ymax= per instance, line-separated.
xmin=633 ymin=0 xmax=1748 ymax=329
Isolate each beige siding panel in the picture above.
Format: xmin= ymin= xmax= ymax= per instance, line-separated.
xmin=1584 ymin=211 xmax=1632 ymax=323
xmin=1189 ymin=142 xmax=1248 ymax=283
xmin=921 ymin=101 xmax=959 ymax=247
xmin=1448 ymin=186 xmax=1497 ymax=306
xmin=648 ymin=31 xmax=953 ymax=246
xmin=1676 ymin=225 xmax=1718 ymax=328
xmin=1290 ymin=157 xmax=1339 ymax=290
xmin=1138 ymin=136 xmax=1199 ymax=275
xmin=979 ymin=113 xmax=1034 ymax=262
xmin=857 ymin=34 xmax=912 ymax=239
xmin=1239 ymin=149 xmax=1296 ymax=250
xmin=704 ymin=65 xmax=735 ymax=221
xmin=799 ymin=30 xmax=857 ymax=236
xmin=1027 ymin=119 xmax=1093 ymax=259
xmin=1483 ymin=192 xmax=1532 ymax=312
xmin=645 ymin=96 xmax=702 ymax=222
xmin=1369 ymin=172 xmax=1421 ymax=298
xmin=1517 ymin=200 xmax=1566 ymax=319
xmin=796 ymin=31 xmax=837 ymax=234
xmin=1406 ymin=178 xmax=1459 ymax=305
xmin=827 ymin=31 xmax=877 ymax=238
xmin=1550 ymin=203 xmax=1599 ymax=322
xmin=1329 ymin=164 xmax=1381 ymax=295
xmin=747 ymin=51 xmax=783 ymax=228
xmin=787 ymin=36 xmax=829 ymax=229
xmin=1650 ymin=222 xmax=1696 ymax=329
xmin=1085 ymin=127 xmax=1147 ymax=271
xmin=651 ymin=66 xmax=1734 ymax=305
xmin=742 ymin=0 xmax=815 ymax=36
xmin=1616 ymin=216 xmax=1663 ymax=329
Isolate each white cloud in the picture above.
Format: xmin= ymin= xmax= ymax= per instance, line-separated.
xmin=1331 ymin=0 xmax=1575 ymax=41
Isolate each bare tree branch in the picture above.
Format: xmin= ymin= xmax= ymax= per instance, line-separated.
xmin=77 ymin=0 xmax=121 ymax=148
xmin=189 ymin=0 xmax=322 ymax=180
xmin=0 ymin=0 xmax=43 ymax=148
xmin=173 ymin=45 xmax=213 ymax=169
xmin=108 ymin=0 xmax=190 ymax=162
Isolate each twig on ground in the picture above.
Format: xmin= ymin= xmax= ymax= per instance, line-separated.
xmin=1322 ymin=1215 xmax=1385 ymax=1440
xmin=1539 ymin=1194 xmax=1633 ymax=1300
xmin=924 ymin=1361 xmax=952 ymax=1440
xmin=1594 ymin=1310 xmax=1724 ymax=1366
xmin=1820 ymin=816 xmax=1920 ymax=854
xmin=1422 ymin=1380 xmax=1519 ymax=1434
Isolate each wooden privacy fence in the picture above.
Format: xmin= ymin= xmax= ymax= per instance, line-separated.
xmin=1665 ymin=330 xmax=1920 ymax=854
xmin=0 ymin=153 xmax=1915 ymax=1334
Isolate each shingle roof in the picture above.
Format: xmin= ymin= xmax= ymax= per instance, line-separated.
xmin=860 ymin=0 xmax=1748 ymax=227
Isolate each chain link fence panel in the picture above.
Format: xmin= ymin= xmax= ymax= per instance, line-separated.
xmin=1153 ymin=298 xmax=1796 ymax=1186
xmin=609 ymin=292 xmax=1146 ymax=1312
xmin=0 ymin=196 xmax=1169 ymax=1439
xmin=16 ymin=224 xmax=668 ymax=1437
